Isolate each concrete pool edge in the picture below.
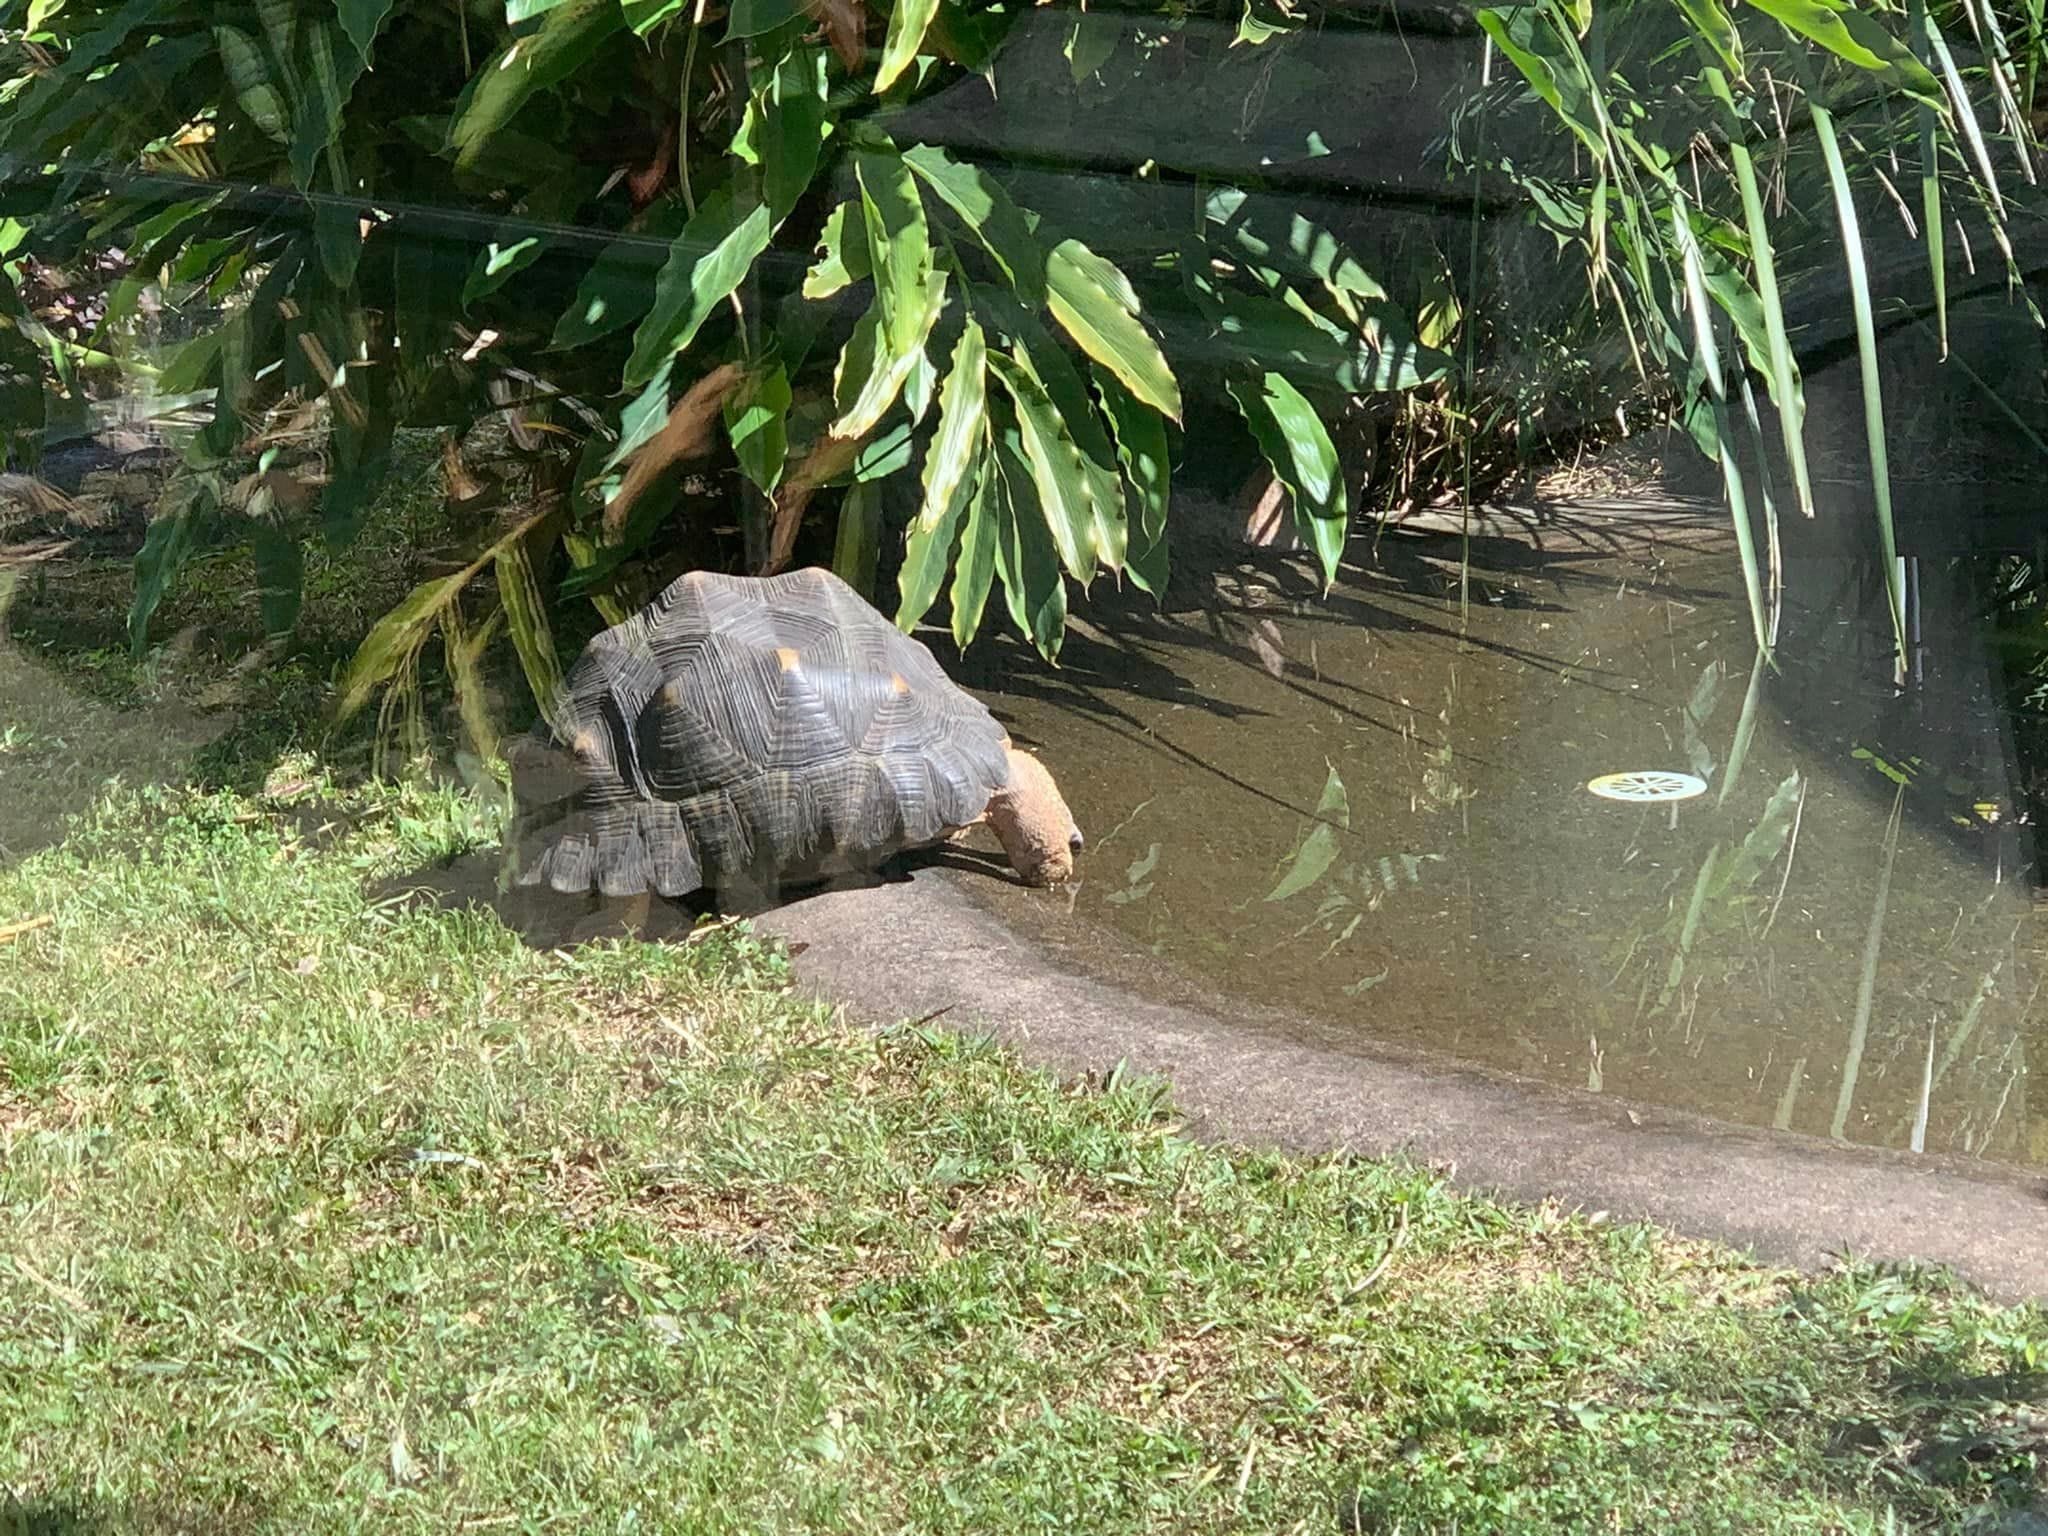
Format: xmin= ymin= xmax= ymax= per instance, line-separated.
xmin=758 ymin=870 xmax=2048 ymax=1305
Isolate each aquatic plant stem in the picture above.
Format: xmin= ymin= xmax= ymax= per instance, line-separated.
xmin=1831 ymin=783 xmax=1905 ymax=1142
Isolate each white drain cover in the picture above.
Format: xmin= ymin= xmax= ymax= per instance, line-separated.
xmin=1587 ymin=770 xmax=1708 ymax=803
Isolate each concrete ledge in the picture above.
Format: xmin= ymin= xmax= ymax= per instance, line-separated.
xmin=759 ymin=868 xmax=2048 ymax=1304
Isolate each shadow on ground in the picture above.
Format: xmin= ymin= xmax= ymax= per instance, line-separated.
xmin=368 ymin=841 xmax=1025 ymax=951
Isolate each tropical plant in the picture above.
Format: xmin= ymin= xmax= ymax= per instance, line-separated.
xmin=0 ymin=0 xmax=1458 ymax=756
xmin=1452 ymin=0 xmax=2044 ymax=667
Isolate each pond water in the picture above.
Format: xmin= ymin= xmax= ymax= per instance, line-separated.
xmin=942 ymin=490 xmax=2048 ymax=1172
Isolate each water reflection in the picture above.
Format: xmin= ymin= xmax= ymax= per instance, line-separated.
xmin=950 ymin=484 xmax=2046 ymax=1171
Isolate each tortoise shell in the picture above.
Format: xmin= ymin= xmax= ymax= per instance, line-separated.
xmin=508 ymin=566 xmax=1012 ymax=899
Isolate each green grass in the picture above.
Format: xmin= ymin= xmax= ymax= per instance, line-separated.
xmin=0 ymin=772 xmax=2043 ymax=1535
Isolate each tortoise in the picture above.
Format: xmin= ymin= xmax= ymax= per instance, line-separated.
xmin=506 ymin=565 xmax=1082 ymax=904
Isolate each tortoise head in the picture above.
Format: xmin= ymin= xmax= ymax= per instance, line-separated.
xmin=987 ymin=747 xmax=1083 ymax=887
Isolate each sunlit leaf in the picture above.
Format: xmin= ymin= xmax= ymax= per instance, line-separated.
xmin=875 ymin=0 xmax=940 ymax=90
xmin=900 ymin=143 xmax=1045 ymax=301
xmin=830 ymin=271 xmax=946 ymax=439
xmin=725 ymin=361 xmax=792 ymax=493
xmin=805 ymin=201 xmax=871 ymax=300
xmin=988 ymin=350 xmax=1101 ymax=585
xmin=1744 ymin=0 xmax=1942 ymax=101
xmin=1229 ymin=370 xmax=1347 ymax=590
xmin=918 ymin=318 xmax=988 ymax=538
xmin=624 ymin=191 xmax=774 ymax=388
xmin=1045 ymin=238 xmax=1181 ymax=420
xmin=1092 ymin=366 xmax=1169 ymax=596
xmin=897 ymin=324 xmax=988 ymax=628
xmin=856 ymin=150 xmax=934 ymax=358
xmin=735 ymin=46 xmax=831 ymax=222
xmin=447 ymin=0 xmax=625 ymax=173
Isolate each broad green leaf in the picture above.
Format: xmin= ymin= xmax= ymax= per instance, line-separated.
xmin=735 ymin=47 xmax=831 ymax=222
xmin=804 ymin=200 xmax=870 ymax=299
xmin=830 ymin=271 xmax=946 ymax=438
xmin=215 ymin=25 xmax=291 ymax=143
xmin=950 ymin=461 xmax=998 ymax=650
xmin=725 ymin=361 xmax=792 ymax=492
xmin=993 ymin=439 xmax=1067 ymax=662
xmin=1266 ymin=762 xmax=1349 ymax=902
xmin=724 ymin=0 xmax=802 ymax=39
xmin=897 ymin=451 xmax=973 ymax=630
xmin=508 ymin=0 xmax=575 ymax=19
xmin=623 ymin=191 xmax=774 ymax=388
xmin=623 ymin=0 xmax=686 ymax=29
xmin=549 ymin=205 xmax=684 ymax=350
xmin=988 ymin=350 xmax=1101 ymax=584
xmin=313 ymin=198 xmax=362 ymax=288
xmin=1092 ymin=366 xmax=1169 ymax=596
xmin=1744 ymin=0 xmax=1942 ymax=101
xmin=604 ymin=358 xmax=678 ymax=477
xmin=1064 ymin=12 xmax=1117 ymax=78
xmin=464 ymin=232 xmax=547 ymax=307
xmin=289 ymin=22 xmax=367 ymax=192
xmin=448 ymin=0 xmax=626 ymax=174
xmin=1204 ymin=188 xmax=1387 ymax=322
xmin=903 ymin=345 xmax=938 ymax=424
xmin=1474 ymin=6 xmax=1602 ymax=155
xmin=1191 ymin=272 xmax=1448 ymax=395
xmin=832 ymin=481 xmax=883 ymax=597
xmin=982 ymin=296 xmax=1127 ymax=575
xmin=850 ymin=420 xmax=915 ymax=482
xmin=900 ymin=144 xmax=1045 ymax=301
xmin=251 ymin=520 xmax=304 ymax=638
xmin=919 ymin=319 xmax=988 ymax=531
xmin=876 ymin=0 xmax=940 ymax=90
xmin=1045 ymin=237 xmax=1180 ymax=419
xmin=1229 ymin=370 xmax=1347 ymax=590
xmin=856 ymin=151 xmax=933 ymax=358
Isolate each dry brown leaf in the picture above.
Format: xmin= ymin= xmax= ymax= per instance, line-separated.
xmin=805 ymin=0 xmax=868 ymax=70
xmin=762 ymin=430 xmax=861 ymax=573
xmin=602 ymin=362 xmax=746 ymax=540
xmin=0 ymin=915 xmax=54 ymax=945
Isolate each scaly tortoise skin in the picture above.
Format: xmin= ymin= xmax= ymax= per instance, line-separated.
xmin=508 ymin=566 xmax=1039 ymax=900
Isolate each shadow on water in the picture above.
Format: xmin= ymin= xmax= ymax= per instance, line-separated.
xmin=959 ymin=487 xmax=2048 ymax=1174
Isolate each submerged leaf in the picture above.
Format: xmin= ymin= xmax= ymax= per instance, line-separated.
xmin=1266 ymin=762 xmax=1350 ymax=902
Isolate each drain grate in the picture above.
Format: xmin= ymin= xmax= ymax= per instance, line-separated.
xmin=1586 ymin=770 xmax=1708 ymax=803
